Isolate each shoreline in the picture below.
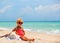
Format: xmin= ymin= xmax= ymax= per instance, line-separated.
xmin=0 ymin=27 xmax=60 ymax=35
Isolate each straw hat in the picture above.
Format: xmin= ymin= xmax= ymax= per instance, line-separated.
xmin=16 ymin=18 xmax=23 ymax=23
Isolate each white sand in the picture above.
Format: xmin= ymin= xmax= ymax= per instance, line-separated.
xmin=0 ymin=30 xmax=60 ymax=43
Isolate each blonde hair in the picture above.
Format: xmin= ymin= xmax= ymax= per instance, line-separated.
xmin=16 ymin=18 xmax=23 ymax=23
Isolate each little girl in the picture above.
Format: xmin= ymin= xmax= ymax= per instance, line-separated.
xmin=0 ymin=18 xmax=35 ymax=41
xmin=12 ymin=18 xmax=35 ymax=41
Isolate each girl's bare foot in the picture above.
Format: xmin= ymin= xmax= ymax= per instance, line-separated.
xmin=30 ymin=38 xmax=35 ymax=41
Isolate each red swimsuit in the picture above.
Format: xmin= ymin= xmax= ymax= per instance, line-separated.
xmin=15 ymin=28 xmax=24 ymax=37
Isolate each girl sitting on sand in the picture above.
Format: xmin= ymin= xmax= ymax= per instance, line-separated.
xmin=0 ymin=18 xmax=35 ymax=41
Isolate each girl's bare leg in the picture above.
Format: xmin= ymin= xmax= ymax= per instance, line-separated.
xmin=20 ymin=36 xmax=35 ymax=41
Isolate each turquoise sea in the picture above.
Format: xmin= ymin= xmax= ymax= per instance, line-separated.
xmin=0 ymin=21 xmax=60 ymax=34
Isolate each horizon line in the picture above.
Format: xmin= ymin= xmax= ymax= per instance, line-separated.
xmin=0 ymin=21 xmax=60 ymax=22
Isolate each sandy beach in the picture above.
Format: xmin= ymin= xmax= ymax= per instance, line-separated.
xmin=0 ymin=30 xmax=60 ymax=43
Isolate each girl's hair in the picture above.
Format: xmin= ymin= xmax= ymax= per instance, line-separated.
xmin=16 ymin=18 xmax=23 ymax=23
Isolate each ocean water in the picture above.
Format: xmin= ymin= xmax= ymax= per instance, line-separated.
xmin=0 ymin=21 xmax=60 ymax=34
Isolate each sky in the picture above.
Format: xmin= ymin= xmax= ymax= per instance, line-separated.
xmin=0 ymin=0 xmax=60 ymax=21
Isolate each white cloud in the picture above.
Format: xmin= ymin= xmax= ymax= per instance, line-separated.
xmin=19 ymin=4 xmax=60 ymax=14
xmin=0 ymin=5 xmax=12 ymax=13
xmin=21 ymin=6 xmax=33 ymax=14
xmin=35 ymin=4 xmax=60 ymax=12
